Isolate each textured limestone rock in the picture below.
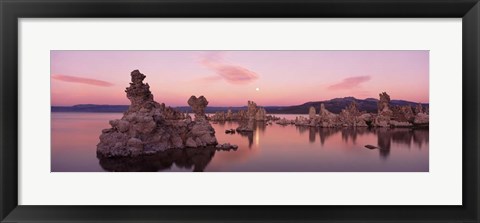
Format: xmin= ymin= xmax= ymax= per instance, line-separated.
xmin=97 ymin=70 xmax=219 ymax=158
xmin=255 ymin=107 xmax=267 ymax=121
xmin=374 ymin=92 xmax=393 ymax=127
xmin=275 ymin=118 xmax=294 ymax=125
xmin=294 ymin=116 xmax=310 ymax=126
xmin=215 ymin=143 xmax=239 ymax=151
xmin=378 ymin=92 xmax=393 ymax=115
xmin=392 ymin=105 xmax=415 ymax=123
xmin=226 ymin=109 xmax=233 ymax=121
xmin=210 ymin=101 xmax=268 ymax=123
xmin=339 ymin=102 xmax=363 ymax=127
xmin=390 ymin=120 xmax=413 ymax=127
xmin=247 ymin=101 xmax=257 ymax=116
xmin=355 ymin=120 xmax=369 ymax=127
xmin=317 ymin=104 xmax=339 ymax=128
xmin=209 ymin=101 xmax=275 ymax=123
xmin=415 ymin=103 xmax=424 ymax=114
xmin=413 ymin=112 xmax=429 ymax=126
xmin=273 ymin=92 xmax=427 ymax=128
xmin=309 ymin=106 xmax=316 ymax=119
xmin=274 ymin=92 xmax=427 ymax=128
xmin=376 ymin=93 xmax=428 ymax=127
xmin=319 ymin=104 xmax=332 ymax=116
xmin=188 ymin=95 xmax=209 ymax=121
xmin=125 ymin=70 xmax=156 ymax=112
xmin=236 ymin=119 xmax=255 ymax=132
xmin=210 ymin=111 xmax=226 ymax=122
xmin=358 ymin=113 xmax=373 ymax=123
xmin=373 ymin=115 xmax=390 ymax=127
xmin=236 ymin=101 xmax=258 ymax=132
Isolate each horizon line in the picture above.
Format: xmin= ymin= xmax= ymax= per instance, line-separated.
xmin=51 ymin=100 xmax=430 ymax=108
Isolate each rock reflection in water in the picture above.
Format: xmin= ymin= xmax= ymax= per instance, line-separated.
xmin=99 ymin=127 xmax=429 ymax=171
xmin=309 ymin=127 xmax=316 ymax=143
xmin=296 ymin=126 xmax=429 ymax=159
xmin=375 ymin=128 xmax=429 ymax=159
xmin=213 ymin=121 xmax=265 ymax=149
xmin=52 ymin=113 xmax=429 ymax=172
xmin=341 ymin=128 xmax=370 ymax=144
xmin=376 ymin=129 xmax=392 ymax=159
xmin=238 ymin=131 xmax=254 ymax=148
xmin=98 ymin=147 xmax=216 ymax=172
xmin=318 ymin=128 xmax=339 ymax=145
xmin=255 ymin=121 xmax=267 ymax=133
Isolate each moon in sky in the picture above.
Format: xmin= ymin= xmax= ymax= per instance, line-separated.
xmin=256 ymin=87 xmax=260 ymax=91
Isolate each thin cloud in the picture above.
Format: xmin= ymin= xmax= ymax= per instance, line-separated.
xmin=199 ymin=52 xmax=259 ymax=85
xmin=215 ymin=65 xmax=258 ymax=84
xmin=328 ymin=75 xmax=371 ymax=90
xmin=52 ymin=74 xmax=114 ymax=87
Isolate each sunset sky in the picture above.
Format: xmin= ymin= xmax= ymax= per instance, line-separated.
xmin=51 ymin=51 xmax=429 ymax=107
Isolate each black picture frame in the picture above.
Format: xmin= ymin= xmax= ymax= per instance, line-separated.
xmin=1 ymin=0 xmax=479 ymax=222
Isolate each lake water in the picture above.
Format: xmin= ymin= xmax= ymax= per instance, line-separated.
xmin=51 ymin=113 xmax=429 ymax=172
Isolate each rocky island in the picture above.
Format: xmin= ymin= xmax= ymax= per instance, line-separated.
xmin=209 ymin=92 xmax=428 ymax=129
xmin=270 ymin=92 xmax=428 ymax=128
xmin=97 ymin=70 xmax=236 ymax=158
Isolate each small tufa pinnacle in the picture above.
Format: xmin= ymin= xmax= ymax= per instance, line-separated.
xmin=125 ymin=70 xmax=154 ymax=110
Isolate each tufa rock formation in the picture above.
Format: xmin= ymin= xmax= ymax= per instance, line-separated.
xmin=373 ymin=92 xmax=393 ymax=127
xmin=339 ymin=102 xmax=368 ymax=127
xmin=309 ymin=106 xmax=317 ymax=119
xmin=236 ymin=101 xmax=268 ymax=132
xmin=413 ymin=103 xmax=429 ymax=126
xmin=282 ymin=92 xmax=427 ymax=128
xmin=377 ymin=92 xmax=392 ymax=115
xmin=255 ymin=107 xmax=267 ymax=121
xmin=372 ymin=93 xmax=428 ymax=127
xmin=209 ymin=101 xmax=274 ymax=123
xmin=226 ymin=109 xmax=233 ymax=121
xmin=97 ymin=70 xmax=218 ymax=158
xmin=415 ymin=103 xmax=424 ymax=114
xmin=235 ymin=101 xmax=256 ymax=132
xmin=188 ymin=95 xmax=209 ymax=121
xmin=317 ymin=103 xmax=339 ymax=127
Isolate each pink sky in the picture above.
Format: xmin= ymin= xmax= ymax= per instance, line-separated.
xmin=51 ymin=51 xmax=429 ymax=107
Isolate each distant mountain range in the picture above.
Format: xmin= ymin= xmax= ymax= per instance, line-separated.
xmin=267 ymin=97 xmax=428 ymax=114
xmin=51 ymin=97 xmax=428 ymax=114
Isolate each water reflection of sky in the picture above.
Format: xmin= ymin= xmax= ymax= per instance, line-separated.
xmin=51 ymin=113 xmax=429 ymax=172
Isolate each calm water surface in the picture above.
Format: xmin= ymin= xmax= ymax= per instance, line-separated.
xmin=51 ymin=113 xmax=429 ymax=172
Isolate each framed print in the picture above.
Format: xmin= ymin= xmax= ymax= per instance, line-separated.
xmin=1 ymin=0 xmax=479 ymax=222
xmin=49 ymin=50 xmax=430 ymax=172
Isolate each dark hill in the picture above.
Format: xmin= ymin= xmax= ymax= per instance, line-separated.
xmin=51 ymin=104 xmax=129 ymax=113
xmin=264 ymin=97 xmax=428 ymax=114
